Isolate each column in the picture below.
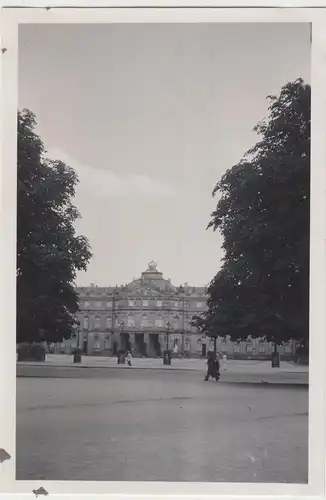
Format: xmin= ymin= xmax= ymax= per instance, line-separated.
xmin=129 ymin=333 xmax=135 ymax=351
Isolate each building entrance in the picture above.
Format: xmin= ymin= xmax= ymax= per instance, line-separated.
xmin=135 ymin=333 xmax=147 ymax=356
xmin=149 ymin=333 xmax=161 ymax=357
xmin=120 ymin=332 xmax=131 ymax=352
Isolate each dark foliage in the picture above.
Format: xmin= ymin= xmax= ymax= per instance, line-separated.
xmin=17 ymin=109 xmax=92 ymax=343
xmin=196 ymin=79 xmax=310 ymax=345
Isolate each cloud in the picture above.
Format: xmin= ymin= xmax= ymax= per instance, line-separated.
xmin=46 ymin=147 xmax=176 ymax=199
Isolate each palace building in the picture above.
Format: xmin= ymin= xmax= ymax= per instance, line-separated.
xmin=60 ymin=261 xmax=295 ymax=359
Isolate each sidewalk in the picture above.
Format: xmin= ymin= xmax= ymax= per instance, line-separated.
xmin=17 ymin=354 xmax=308 ymax=385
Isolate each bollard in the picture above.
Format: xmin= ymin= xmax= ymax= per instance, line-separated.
xmin=271 ymin=352 xmax=280 ymax=368
xmin=163 ymin=350 xmax=171 ymax=365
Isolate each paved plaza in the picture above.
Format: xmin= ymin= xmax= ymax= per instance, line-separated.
xmin=16 ymin=367 xmax=308 ymax=483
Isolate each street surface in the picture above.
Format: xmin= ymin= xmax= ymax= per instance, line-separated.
xmin=16 ymin=368 xmax=308 ymax=483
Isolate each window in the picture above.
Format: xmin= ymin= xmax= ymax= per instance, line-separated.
xmin=156 ymin=300 xmax=162 ymax=307
xmin=259 ymin=346 xmax=265 ymax=353
xmin=106 ymin=301 xmax=112 ymax=308
xmin=95 ymin=301 xmax=102 ymax=308
xmin=84 ymin=301 xmax=90 ymax=308
xmin=141 ymin=319 xmax=150 ymax=327
xmin=104 ymin=336 xmax=110 ymax=350
xmin=174 ymin=301 xmax=179 ymax=308
xmin=83 ymin=317 xmax=89 ymax=330
xmin=142 ymin=300 xmax=148 ymax=307
xmin=155 ymin=319 xmax=163 ymax=327
xmin=196 ymin=302 xmax=204 ymax=308
xmin=128 ymin=300 xmax=135 ymax=307
xmin=105 ymin=317 xmax=111 ymax=329
xmin=127 ymin=318 xmax=135 ymax=327
xmin=94 ymin=316 xmax=101 ymax=329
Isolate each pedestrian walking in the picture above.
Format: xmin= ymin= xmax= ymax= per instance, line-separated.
xmin=204 ymin=350 xmax=220 ymax=381
xmin=126 ymin=351 xmax=132 ymax=367
xmin=222 ymin=353 xmax=227 ymax=371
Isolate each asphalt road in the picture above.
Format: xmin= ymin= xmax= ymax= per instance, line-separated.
xmin=16 ymin=369 xmax=308 ymax=483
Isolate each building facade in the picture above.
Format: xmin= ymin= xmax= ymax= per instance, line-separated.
xmin=60 ymin=261 xmax=295 ymax=359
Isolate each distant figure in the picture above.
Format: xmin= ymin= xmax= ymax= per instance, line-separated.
xmin=126 ymin=351 xmax=132 ymax=367
xmin=173 ymin=344 xmax=179 ymax=356
xmin=222 ymin=353 xmax=227 ymax=370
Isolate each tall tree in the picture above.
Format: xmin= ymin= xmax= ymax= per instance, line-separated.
xmin=17 ymin=109 xmax=92 ymax=344
xmin=199 ymin=79 xmax=310 ymax=346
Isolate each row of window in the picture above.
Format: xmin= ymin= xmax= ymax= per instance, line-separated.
xmin=81 ymin=316 xmax=191 ymax=330
xmin=79 ymin=286 xmax=207 ymax=296
xmin=81 ymin=300 xmax=206 ymax=309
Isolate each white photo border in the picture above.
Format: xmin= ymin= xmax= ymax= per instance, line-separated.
xmin=0 ymin=6 xmax=325 ymax=499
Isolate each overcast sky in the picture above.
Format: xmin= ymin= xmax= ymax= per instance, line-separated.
xmin=19 ymin=22 xmax=310 ymax=287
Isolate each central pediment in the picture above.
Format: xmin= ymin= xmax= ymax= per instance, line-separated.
xmin=123 ymin=261 xmax=176 ymax=295
xmin=126 ymin=278 xmax=175 ymax=295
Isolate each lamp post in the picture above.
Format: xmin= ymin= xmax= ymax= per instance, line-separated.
xmin=120 ymin=320 xmax=126 ymax=350
xmin=76 ymin=325 xmax=80 ymax=349
xmin=111 ymin=288 xmax=122 ymax=354
xmin=163 ymin=321 xmax=172 ymax=365
xmin=165 ymin=321 xmax=171 ymax=351
xmin=111 ymin=289 xmax=119 ymax=333
xmin=177 ymin=286 xmax=185 ymax=356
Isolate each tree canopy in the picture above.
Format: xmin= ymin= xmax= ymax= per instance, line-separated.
xmin=17 ymin=109 xmax=92 ymax=344
xmin=195 ymin=79 xmax=310 ymax=345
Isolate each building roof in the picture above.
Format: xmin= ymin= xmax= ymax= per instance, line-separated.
xmin=77 ymin=262 xmax=207 ymax=297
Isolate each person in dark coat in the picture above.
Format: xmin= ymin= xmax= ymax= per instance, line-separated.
xmin=204 ymin=350 xmax=220 ymax=381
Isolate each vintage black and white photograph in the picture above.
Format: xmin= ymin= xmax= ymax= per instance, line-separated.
xmin=16 ymin=21 xmax=310 ymax=484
